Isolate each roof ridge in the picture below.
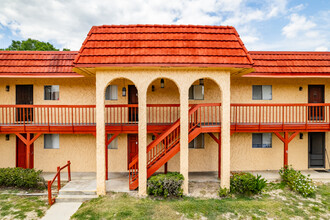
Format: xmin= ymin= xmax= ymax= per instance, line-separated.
xmin=95 ymin=24 xmax=235 ymax=29
xmin=250 ymin=51 xmax=330 ymax=54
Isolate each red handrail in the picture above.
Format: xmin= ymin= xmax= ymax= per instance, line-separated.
xmin=47 ymin=161 xmax=71 ymax=206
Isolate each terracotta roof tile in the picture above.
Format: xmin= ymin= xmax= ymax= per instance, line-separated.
xmin=247 ymin=51 xmax=330 ymax=77
xmin=0 ymin=51 xmax=81 ymax=77
xmin=74 ymin=24 xmax=253 ymax=68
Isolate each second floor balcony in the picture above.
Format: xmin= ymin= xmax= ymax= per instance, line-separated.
xmin=0 ymin=103 xmax=329 ymax=134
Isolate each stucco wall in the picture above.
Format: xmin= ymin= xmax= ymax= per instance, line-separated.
xmin=0 ymin=134 xmax=16 ymax=167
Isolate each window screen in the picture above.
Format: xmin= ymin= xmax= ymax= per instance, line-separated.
xmin=44 ymin=85 xmax=59 ymax=100
xmin=252 ymin=133 xmax=272 ymax=148
xmin=105 ymin=85 xmax=118 ymax=100
xmin=107 ymin=134 xmax=118 ymax=149
xmin=44 ymin=134 xmax=59 ymax=149
xmin=252 ymin=85 xmax=272 ymax=100
xmin=189 ymin=85 xmax=204 ymax=100
xmin=189 ymin=134 xmax=204 ymax=149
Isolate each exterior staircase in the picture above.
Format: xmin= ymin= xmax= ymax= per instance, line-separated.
xmin=55 ymin=180 xmax=98 ymax=203
xmin=129 ymin=104 xmax=202 ymax=190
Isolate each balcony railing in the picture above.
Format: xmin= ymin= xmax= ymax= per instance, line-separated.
xmin=0 ymin=104 xmax=329 ymax=131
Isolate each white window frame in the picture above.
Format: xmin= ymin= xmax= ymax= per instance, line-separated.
xmin=252 ymin=133 xmax=272 ymax=148
xmin=44 ymin=85 xmax=59 ymax=100
xmin=189 ymin=133 xmax=205 ymax=149
xmin=189 ymin=85 xmax=204 ymax=100
xmin=105 ymin=85 xmax=118 ymax=100
xmin=44 ymin=134 xmax=59 ymax=149
xmin=107 ymin=134 xmax=118 ymax=149
xmin=252 ymin=85 xmax=272 ymax=100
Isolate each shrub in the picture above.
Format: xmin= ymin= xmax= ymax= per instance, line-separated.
xmin=147 ymin=172 xmax=184 ymax=198
xmin=279 ymin=166 xmax=315 ymax=197
xmin=230 ymin=172 xmax=267 ymax=195
xmin=0 ymin=167 xmax=43 ymax=189
xmin=218 ymin=187 xmax=230 ymax=197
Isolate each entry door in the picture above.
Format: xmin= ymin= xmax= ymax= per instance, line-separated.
xmin=16 ymin=85 xmax=33 ymax=122
xmin=128 ymin=85 xmax=138 ymax=122
xmin=16 ymin=134 xmax=34 ymax=169
xmin=308 ymin=132 xmax=325 ymax=168
xmin=308 ymin=85 xmax=324 ymax=120
xmin=127 ymin=134 xmax=138 ymax=169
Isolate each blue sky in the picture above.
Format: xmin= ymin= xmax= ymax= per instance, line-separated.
xmin=0 ymin=0 xmax=329 ymax=51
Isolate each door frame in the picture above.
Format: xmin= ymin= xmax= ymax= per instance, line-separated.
xmin=308 ymin=85 xmax=324 ymax=103
xmin=127 ymin=134 xmax=138 ymax=170
xmin=308 ymin=132 xmax=325 ymax=168
xmin=16 ymin=134 xmax=34 ymax=168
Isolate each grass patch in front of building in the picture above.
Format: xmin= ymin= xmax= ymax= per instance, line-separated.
xmin=72 ymin=183 xmax=330 ymax=219
xmin=0 ymin=190 xmax=48 ymax=220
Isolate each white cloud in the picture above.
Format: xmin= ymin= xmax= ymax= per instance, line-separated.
xmin=315 ymin=46 xmax=328 ymax=51
xmin=0 ymin=33 xmax=3 ymax=39
xmin=282 ymin=13 xmax=316 ymax=38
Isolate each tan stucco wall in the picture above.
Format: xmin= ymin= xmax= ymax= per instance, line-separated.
xmin=108 ymin=134 xmax=128 ymax=172
xmin=0 ymin=78 xmax=96 ymax=105
xmin=34 ymin=134 xmax=96 ymax=172
xmin=0 ymin=134 xmax=16 ymax=167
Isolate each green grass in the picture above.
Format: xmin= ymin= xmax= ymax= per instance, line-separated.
xmin=0 ymin=191 xmax=48 ymax=219
xmin=72 ymin=183 xmax=330 ymax=220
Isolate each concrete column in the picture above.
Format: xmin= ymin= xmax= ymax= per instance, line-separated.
xmin=220 ymin=75 xmax=231 ymax=189
xmin=138 ymin=86 xmax=147 ymax=195
xmin=96 ymin=74 xmax=106 ymax=195
xmin=180 ymin=86 xmax=189 ymax=194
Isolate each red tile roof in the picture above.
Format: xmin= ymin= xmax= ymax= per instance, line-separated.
xmin=74 ymin=25 xmax=253 ymax=68
xmin=247 ymin=51 xmax=330 ymax=77
xmin=0 ymin=51 xmax=81 ymax=78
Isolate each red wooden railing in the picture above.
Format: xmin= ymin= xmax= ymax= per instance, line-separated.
xmin=231 ymin=103 xmax=329 ymax=126
xmin=0 ymin=105 xmax=96 ymax=126
xmin=47 ymin=161 xmax=71 ymax=206
xmin=128 ymin=104 xmax=202 ymax=189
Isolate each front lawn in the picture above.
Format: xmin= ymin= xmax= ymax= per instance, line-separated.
xmin=72 ymin=183 xmax=330 ymax=219
xmin=0 ymin=189 xmax=48 ymax=220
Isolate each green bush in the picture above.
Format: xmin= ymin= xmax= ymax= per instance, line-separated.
xmin=0 ymin=167 xmax=43 ymax=189
xmin=218 ymin=187 xmax=230 ymax=197
xmin=279 ymin=166 xmax=315 ymax=197
xmin=230 ymin=172 xmax=267 ymax=195
xmin=147 ymin=172 xmax=184 ymax=198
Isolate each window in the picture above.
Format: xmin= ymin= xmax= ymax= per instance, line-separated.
xmin=44 ymin=85 xmax=59 ymax=100
xmin=189 ymin=134 xmax=204 ymax=149
xmin=107 ymin=134 xmax=118 ymax=149
xmin=44 ymin=134 xmax=59 ymax=149
xmin=252 ymin=133 xmax=272 ymax=148
xmin=252 ymin=85 xmax=272 ymax=100
xmin=105 ymin=85 xmax=118 ymax=100
xmin=189 ymin=85 xmax=204 ymax=100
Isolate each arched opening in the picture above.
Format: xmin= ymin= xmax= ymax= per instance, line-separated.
xmin=188 ymin=77 xmax=222 ymax=185
xmin=104 ymin=78 xmax=138 ymax=190
xmin=146 ymin=78 xmax=180 ymax=174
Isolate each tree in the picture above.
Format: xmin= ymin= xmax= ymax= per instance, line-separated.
xmin=2 ymin=38 xmax=70 ymax=51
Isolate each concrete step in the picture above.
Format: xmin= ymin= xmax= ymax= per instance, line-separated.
xmin=59 ymin=189 xmax=96 ymax=196
xmin=55 ymin=194 xmax=98 ymax=203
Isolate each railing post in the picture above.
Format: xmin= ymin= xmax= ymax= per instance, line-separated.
xmin=48 ymin=180 xmax=52 ymax=205
xmin=67 ymin=161 xmax=71 ymax=182
xmin=57 ymin=166 xmax=61 ymax=192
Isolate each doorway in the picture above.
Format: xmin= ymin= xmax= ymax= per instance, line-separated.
xmin=16 ymin=85 xmax=33 ymax=122
xmin=128 ymin=85 xmax=138 ymax=122
xmin=308 ymin=85 xmax=324 ymax=120
xmin=16 ymin=134 xmax=34 ymax=168
xmin=127 ymin=134 xmax=138 ymax=169
xmin=308 ymin=132 xmax=325 ymax=168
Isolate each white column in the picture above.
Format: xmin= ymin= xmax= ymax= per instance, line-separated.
xmin=96 ymin=74 xmax=106 ymax=195
xmin=220 ymin=76 xmax=231 ymax=189
xmin=138 ymin=86 xmax=147 ymax=195
xmin=180 ymin=86 xmax=189 ymax=194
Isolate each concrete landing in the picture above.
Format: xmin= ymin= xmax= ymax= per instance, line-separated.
xmin=42 ymin=202 xmax=82 ymax=220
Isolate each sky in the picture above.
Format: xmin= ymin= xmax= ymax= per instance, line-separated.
xmin=0 ymin=0 xmax=329 ymax=51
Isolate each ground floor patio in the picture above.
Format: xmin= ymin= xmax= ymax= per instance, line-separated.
xmin=42 ymin=170 xmax=330 ymax=197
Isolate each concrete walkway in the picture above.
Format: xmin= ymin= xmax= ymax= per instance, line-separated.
xmin=42 ymin=202 xmax=82 ymax=220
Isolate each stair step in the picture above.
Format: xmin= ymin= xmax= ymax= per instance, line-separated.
xmin=59 ymin=190 xmax=97 ymax=196
xmin=56 ymin=194 xmax=98 ymax=203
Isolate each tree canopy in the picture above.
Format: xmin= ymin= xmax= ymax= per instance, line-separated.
xmin=0 ymin=38 xmax=70 ymax=51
